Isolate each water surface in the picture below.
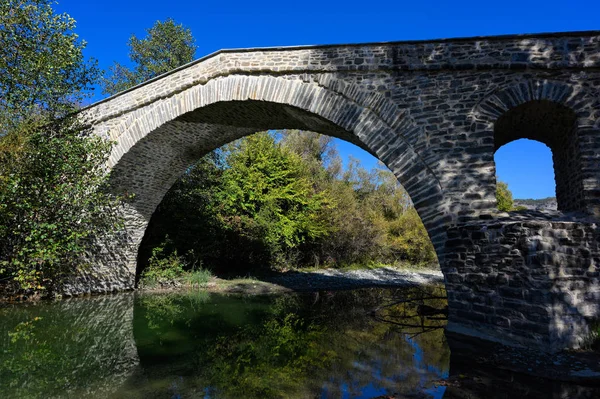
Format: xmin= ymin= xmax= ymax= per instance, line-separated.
xmin=0 ymin=286 xmax=598 ymax=398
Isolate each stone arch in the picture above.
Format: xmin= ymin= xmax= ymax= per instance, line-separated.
xmin=96 ymin=75 xmax=449 ymax=285
xmin=470 ymin=79 xmax=600 ymax=214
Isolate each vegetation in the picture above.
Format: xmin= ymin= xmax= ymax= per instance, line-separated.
xmin=101 ymin=18 xmax=197 ymax=95
xmin=139 ymin=239 xmax=212 ymax=288
xmin=584 ymin=319 xmax=600 ymax=353
xmin=0 ymin=1 xmax=117 ymax=295
xmin=0 ymin=0 xmax=99 ymax=132
xmin=0 ymin=6 xmax=435 ymax=294
xmin=496 ymin=181 xmax=514 ymax=211
xmin=496 ymin=181 xmax=533 ymax=211
xmin=515 ymin=197 xmax=557 ymax=205
xmin=0 ymin=118 xmax=122 ymax=294
xmin=140 ymin=131 xmax=437 ymax=277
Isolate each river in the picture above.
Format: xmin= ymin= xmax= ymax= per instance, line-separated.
xmin=0 ymin=286 xmax=598 ymax=398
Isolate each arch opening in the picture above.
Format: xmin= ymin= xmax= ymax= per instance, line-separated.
xmin=101 ymin=75 xmax=447 ymax=288
xmin=134 ymin=128 xmax=439 ymax=283
xmin=493 ymin=100 xmax=581 ymax=212
xmin=494 ymin=139 xmax=557 ymax=210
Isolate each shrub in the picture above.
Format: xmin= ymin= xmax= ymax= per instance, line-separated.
xmin=140 ymin=243 xmax=185 ymax=287
xmin=0 ymin=118 xmax=122 ymax=294
xmin=185 ymin=267 xmax=212 ymax=287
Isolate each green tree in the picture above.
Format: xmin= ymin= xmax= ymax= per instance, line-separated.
xmin=217 ymin=133 xmax=331 ymax=267
xmin=141 ymin=131 xmax=438 ymax=274
xmin=0 ymin=118 xmax=122 ymax=294
xmin=137 ymin=152 xmax=226 ymax=273
xmin=0 ymin=1 xmax=120 ymax=295
xmin=496 ymin=181 xmax=514 ymax=211
xmin=101 ymin=18 xmax=197 ymax=95
xmin=0 ymin=0 xmax=98 ymax=131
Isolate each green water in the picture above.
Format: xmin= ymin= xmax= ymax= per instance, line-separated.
xmin=0 ymin=287 xmax=449 ymax=398
xmin=1 ymin=287 xmax=598 ymax=398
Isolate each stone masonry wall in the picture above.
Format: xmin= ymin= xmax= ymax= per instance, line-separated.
xmin=444 ymin=212 xmax=600 ymax=351
xmin=73 ymin=31 xmax=600 ymax=349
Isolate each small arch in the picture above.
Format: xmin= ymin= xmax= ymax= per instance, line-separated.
xmin=494 ymin=100 xmax=581 ymax=212
xmin=473 ymin=80 xmax=596 ymax=214
xmin=494 ymin=139 xmax=557 ymax=204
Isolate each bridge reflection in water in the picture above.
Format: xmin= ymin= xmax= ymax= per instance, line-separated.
xmin=0 ymin=287 xmax=598 ymax=398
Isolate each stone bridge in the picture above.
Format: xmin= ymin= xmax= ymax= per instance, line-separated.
xmin=80 ymin=31 xmax=600 ymax=351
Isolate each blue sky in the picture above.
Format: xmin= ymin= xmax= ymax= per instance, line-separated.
xmin=54 ymin=0 xmax=598 ymax=199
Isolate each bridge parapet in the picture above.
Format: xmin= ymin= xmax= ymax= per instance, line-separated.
xmin=83 ymin=31 xmax=600 ymax=129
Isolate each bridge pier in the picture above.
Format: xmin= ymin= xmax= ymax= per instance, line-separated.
xmin=444 ymin=212 xmax=600 ymax=351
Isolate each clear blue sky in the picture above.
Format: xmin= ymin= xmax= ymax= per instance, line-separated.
xmin=54 ymin=0 xmax=598 ymax=199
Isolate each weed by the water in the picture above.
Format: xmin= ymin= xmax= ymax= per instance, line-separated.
xmin=185 ymin=268 xmax=212 ymax=287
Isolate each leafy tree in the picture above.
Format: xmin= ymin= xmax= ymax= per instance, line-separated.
xmin=137 ymin=152 xmax=227 ymax=274
xmin=0 ymin=118 xmax=122 ymax=294
xmin=496 ymin=181 xmax=514 ymax=211
xmin=0 ymin=0 xmax=98 ymax=131
xmin=0 ymin=1 xmax=120 ymax=295
xmin=217 ymin=133 xmax=331 ymax=267
xmin=101 ymin=18 xmax=197 ymax=95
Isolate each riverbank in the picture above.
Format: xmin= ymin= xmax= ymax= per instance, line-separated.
xmin=142 ymin=266 xmax=444 ymax=295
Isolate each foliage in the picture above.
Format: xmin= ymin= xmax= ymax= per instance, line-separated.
xmin=137 ymin=152 xmax=225 ymax=274
xmin=101 ymin=18 xmax=196 ymax=95
xmin=140 ymin=239 xmax=213 ymax=288
xmin=184 ymin=267 xmax=212 ymax=287
xmin=216 ymin=133 xmax=331 ymax=268
xmin=140 ymin=130 xmax=437 ymax=275
xmin=0 ymin=0 xmax=98 ymax=131
xmin=583 ymin=319 xmax=600 ymax=353
xmin=387 ymin=208 xmax=437 ymax=264
xmin=496 ymin=181 xmax=514 ymax=211
xmin=514 ymin=197 xmax=556 ymax=206
xmin=0 ymin=118 xmax=122 ymax=293
xmin=282 ymin=133 xmax=435 ymax=267
xmin=139 ymin=240 xmax=185 ymax=287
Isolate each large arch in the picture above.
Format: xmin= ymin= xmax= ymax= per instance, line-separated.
xmin=96 ymin=75 xmax=448 ymax=288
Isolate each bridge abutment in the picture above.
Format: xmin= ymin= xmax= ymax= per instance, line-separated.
xmin=444 ymin=213 xmax=600 ymax=351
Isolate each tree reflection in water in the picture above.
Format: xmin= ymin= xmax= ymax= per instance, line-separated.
xmin=126 ymin=286 xmax=450 ymax=399
xmin=2 ymin=286 xmax=598 ymax=398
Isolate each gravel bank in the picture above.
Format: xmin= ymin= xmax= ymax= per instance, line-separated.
xmin=262 ymin=267 xmax=444 ymax=291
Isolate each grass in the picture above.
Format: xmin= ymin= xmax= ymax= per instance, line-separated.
xmin=184 ymin=268 xmax=212 ymax=287
xmin=590 ymin=321 xmax=600 ymax=352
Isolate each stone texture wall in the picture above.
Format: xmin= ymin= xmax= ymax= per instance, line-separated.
xmin=75 ymin=31 xmax=600 ymax=349
xmin=444 ymin=212 xmax=600 ymax=350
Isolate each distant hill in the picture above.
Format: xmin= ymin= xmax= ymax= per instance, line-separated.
xmin=514 ymin=197 xmax=557 ymax=211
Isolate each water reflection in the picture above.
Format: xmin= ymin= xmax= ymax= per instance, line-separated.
xmin=126 ymin=287 xmax=449 ymax=398
xmin=0 ymin=287 xmax=598 ymax=398
xmin=0 ymin=294 xmax=139 ymax=399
